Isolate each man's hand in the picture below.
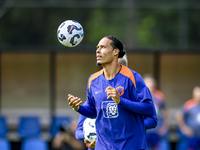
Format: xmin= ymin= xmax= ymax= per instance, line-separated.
xmin=181 ymin=126 xmax=194 ymax=137
xmin=105 ymin=86 xmax=120 ymax=104
xmin=84 ymin=139 xmax=96 ymax=149
xmin=68 ymin=94 xmax=82 ymax=111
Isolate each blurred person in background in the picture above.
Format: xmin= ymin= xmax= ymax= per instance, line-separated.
xmin=52 ymin=119 xmax=87 ymax=150
xmin=176 ymin=86 xmax=200 ymax=150
xmin=75 ymin=114 xmax=95 ymax=150
xmin=143 ymin=74 xmax=170 ymax=150
xmin=117 ymin=53 xmax=128 ymax=66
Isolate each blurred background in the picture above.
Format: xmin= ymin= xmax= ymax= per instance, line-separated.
xmin=0 ymin=0 xmax=200 ymax=150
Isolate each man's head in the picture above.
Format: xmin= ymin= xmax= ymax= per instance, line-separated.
xmin=118 ymin=54 xmax=128 ymax=66
xmin=192 ymin=86 xmax=200 ymax=102
xmin=143 ymin=74 xmax=157 ymax=93
xmin=104 ymin=35 xmax=126 ymax=58
xmin=96 ymin=35 xmax=126 ymax=66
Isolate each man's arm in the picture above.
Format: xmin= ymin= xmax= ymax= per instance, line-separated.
xmin=68 ymin=94 xmax=96 ymax=118
xmin=75 ymin=114 xmax=96 ymax=150
xmin=176 ymin=110 xmax=194 ymax=137
xmin=144 ymin=111 xmax=158 ymax=130
xmin=105 ymin=86 xmax=155 ymax=116
xmin=120 ymin=98 xmax=155 ymax=116
xmin=77 ymin=104 xmax=96 ymax=118
xmin=75 ymin=115 xmax=86 ymax=140
xmin=105 ymin=72 xmax=156 ymax=117
xmin=158 ymin=107 xmax=170 ymax=135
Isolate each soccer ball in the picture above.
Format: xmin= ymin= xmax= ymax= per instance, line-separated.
xmin=83 ymin=118 xmax=97 ymax=142
xmin=57 ymin=20 xmax=84 ymax=47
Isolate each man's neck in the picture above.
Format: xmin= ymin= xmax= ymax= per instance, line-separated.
xmin=103 ymin=63 xmax=121 ymax=80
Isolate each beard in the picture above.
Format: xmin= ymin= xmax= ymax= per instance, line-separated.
xmin=96 ymin=60 xmax=102 ymax=66
xmin=96 ymin=62 xmax=103 ymax=69
xmin=96 ymin=62 xmax=102 ymax=66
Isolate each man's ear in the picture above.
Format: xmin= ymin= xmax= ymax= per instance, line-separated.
xmin=113 ymin=48 xmax=120 ymax=56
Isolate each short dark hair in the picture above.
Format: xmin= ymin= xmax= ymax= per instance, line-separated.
xmin=104 ymin=35 xmax=126 ymax=58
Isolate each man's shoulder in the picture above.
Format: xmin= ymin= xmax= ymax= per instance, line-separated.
xmin=154 ymin=89 xmax=165 ymax=101
xmin=183 ymin=98 xmax=198 ymax=112
xmin=120 ymin=65 xmax=140 ymax=89
xmin=120 ymin=65 xmax=141 ymax=77
xmin=89 ymin=69 xmax=103 ymax=80
xmin=88 ymin=69 xmax=103 ymax=91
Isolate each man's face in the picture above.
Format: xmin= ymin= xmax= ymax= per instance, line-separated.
xmin=96 ymin=37 xmax=114 ymax=66
xmin=144 ymin=77 xmax=156 ymax=93
xmin=193 ymin=86 xmax=200 ymax=102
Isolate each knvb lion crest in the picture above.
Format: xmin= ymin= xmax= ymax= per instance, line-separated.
xmin=102 ymin=101 xmax=118 ymax=118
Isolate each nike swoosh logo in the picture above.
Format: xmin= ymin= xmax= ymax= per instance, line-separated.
xmin=95 ymin=91 xmax=101 ymax=94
